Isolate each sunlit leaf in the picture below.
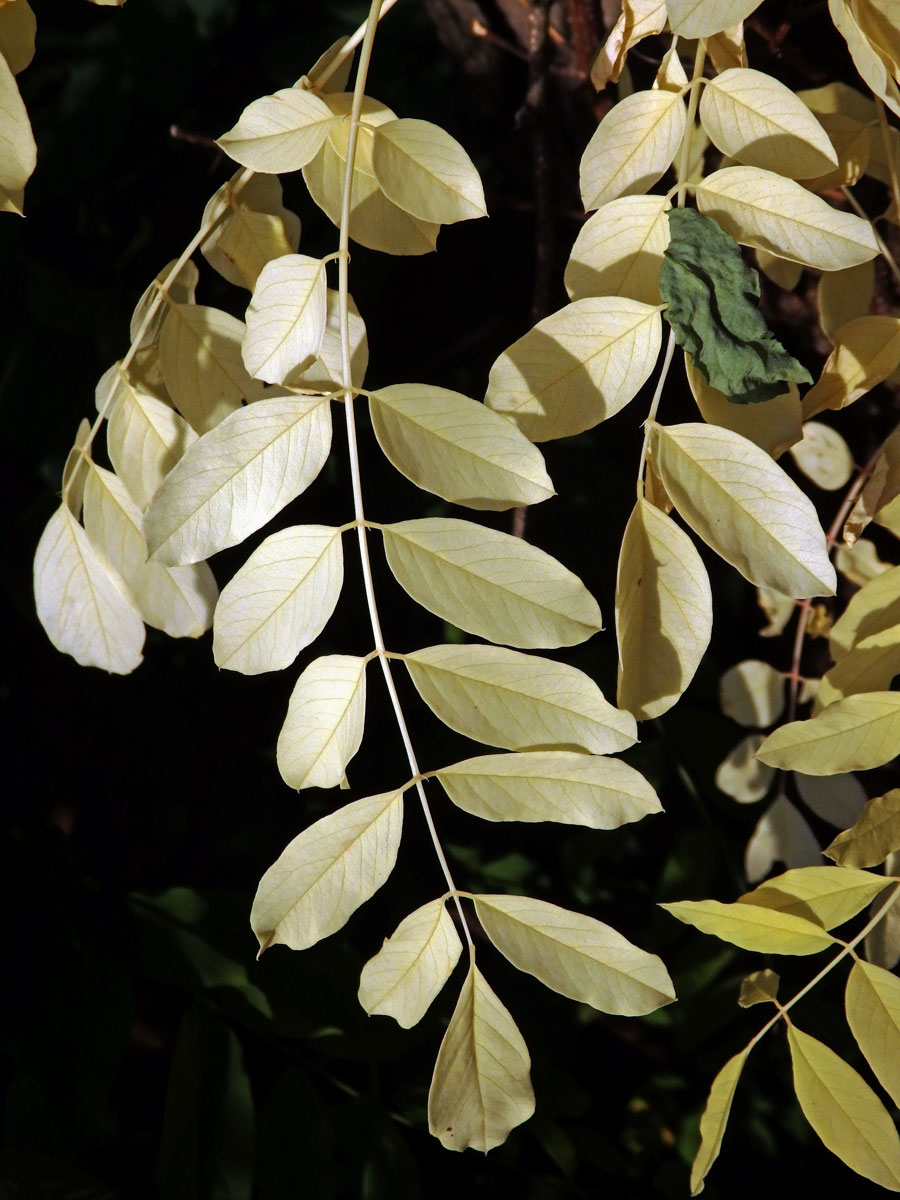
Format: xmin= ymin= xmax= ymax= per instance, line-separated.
xmin=475 ymin=894 xmax=675 ymax=1015
xmin=130 ymin=259 xmax=198 ymax=352
xmin=289 ymin=288 xmax=368 ymax=393
xmin=277 ymin=654 xmax=367 ymax=790
xmin=381 ymin=518 xmax=602 ymax=649
xmin=213 ymin=525 xmax=343 ymax=674
xmin=106 ymin=370 xmax=198 ymax=509
xmin=143 ymin=395 xmax=331 ymax=566
xmin=660 ymin=897 xmax=835 ymax=954
xmin=685 ymin=357 xmax=802 ymax=458
xmin=436 ymin=751 xmax=661 ymax=827
xmin=868 ymin=862 xmax=900 ymax=969
xmin=790 ymin=421 xmax=854 ymax=490
xmin=591 ymin=0 xmax=667 ymax=90
xmin=757 ymin=693 xmax=900 ymax=774
xmin=830 ymin=563 xmax=900 ymax=657
xmin=616 ymin=498 xmax=712 ymax=719
xmin=580 ymin=88 xmax=686 ymax=210
xmin=738 ymin=865 xmax=889 ymax=929
xmin=802 ymin=316 xmax=900 ymax=419
xmin=62 ymin=418 xmax=92 ymax=520
xmin=716 ymin=733 xmax=775 ymax=803
xmin=428 ymin=963 xmax=535 ymax=1152
xmin=242 ymin=254 xmax=328 ymax=385
xmin=666 ymin=0 xmax=760 ymax=38
xmin=217 ymin=87 xmax=338 ymax=173
xmin=756 ymin=586 xmax=796 ymax=637
xmin=359 ymin=899 xmax=462 ymax=1028
xmin=0 ymin=51 xmax=34 ymax=214
xmin=369 ymin=384 xmax=554 ymax=510
xmin=719 ymin=659 xmax=784 ymax=727
xmin=689 ymin=1049 xmax=749 ymax=1195
xmin=371 ymin=118 xmax=486 ymax=224
xmin=251 ymin=790 xmax=404 ymax=953
xmin=826 ymin=790 xmax=900 ymax=868
xmin=829 ymin=0 xmax=900 ymax=120
xmin=405 ymin=643 xmax=637 ymax=754
xmin=816 ymin=627 xmax=900 ymax=711
xmin=788 ymin=1024 xmax=900 ymax=1189
xmin=846 ymin=956 xmax=900 ymax=1109
xmin=565 ymin=194 xmax=670 ymax=304
xmin=201 ymin=175 xmax=300 ymax=291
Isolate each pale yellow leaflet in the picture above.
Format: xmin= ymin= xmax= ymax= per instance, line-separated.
xmin=802 ymin=316 xmax=900 ymax=418
xmin=788 ymin=1024 xmax=900 ymax=1189
xmin=485 ymin=297 xmax=663 ymax=442
xmin=685 ymin=359 xmax=801 ymax=458
xmin=580 ymin=89 xmax=686 ymax=211
xmin=436 ymin=751 xmax=661 ymax=827
xmin=660 ymin=897 xmax=835 ymax=954
xmin=201 ymin=175 xmax=300 ymax=291
xmin=277 ymin=654 xmax=367 ymax=790
xmin=143 ymin=395 xmax=332 ymax=566
xmin=616 ymin=499 xmax=712 ymax=720
xmin=83 ymin=466 xmax=217 ymax=639
xmin=250 ymin=790 xmax=403 ymax=953
xmin=790 ymin=421 xmax=854 ymax=490
xmin=738 ymin=865 xmax=889 ymax=929
xmin=830 ymin=564 xmax=900 ymax=656
xmin=696 ymin=165 xmax=878 ymax=269
xmin=715 ymin=733 xmax=775 ymax=803
xmin=381 ymin=518 xmax=602 ymax=649
xmin=756 ymin=586 xmax=795 ymax=637
xmin=212 ymin=525 xmax=343 ymax=675
xmin=826 ymin=790 xmax=900 ymax=868
xmin=591 ymin=0 xmax=667 ymax=90
xmin=405 ymin=643 xmax=637 ymax=754
xmin=829 ymin=0 xmax=900 ymax=119
xmin=665 ymin=0 xmax=761 ymax=38
xmin=216 ymin=86 xmax=338 ymax=173
xmin=758 ymin=692 xmax=900 ymax=773
xmin=130 ymin=259 xmax=198 ymax=352
xmin=242 ymin=254 xmax=328 ymax=385
xmin=475 ymin=894 xmax=675 ymax=1016
xmin=565 ymin=195 xmax=670 ymax=305
xmin=847 ymin=958 xmax=900 ymax=1110
xmin=358 ymin=899 xmax=462 ymax=1028
xmin=427 ymin=963 xmax=535 ymax=1152
xmin=689 ymin=1049 xmax=749 ymax=1196
xmin=745 ymin=794 xmax=821 ymax=882
xmin=371 ymin=118 xmax=486 ymax=224
xmin=160 ymin=305 xmax=264 ymax=433
xmin=795 ymin=772 xmax=867 ymax=829
xmin=707 ymin=22 xmax=747 ymax=72
xmin=756 ymin=249 xmax=802 ymax=291
xmin=0 ymin=51 xmax=34 ymax=214
xmin=800 ymin=112 xmax=870 ymax=190
xmin=652 ymin=422 xmax=836 ymax=597
xmin=719 ymin=659 xmax=784 ymax=727
xmin=699 ymin=68 xmax=838 ymax=179
xmin=369 ymin=384 xmax=554 ymax=511
xmin=63 ymin=418 xmax=92 ymax=519
xmin=0 ymin=0 xmax=35 ymax=75
xmin=106 ymin=373 xmax=197 ymax=509
xmin=289 ymin=289 xmax=368 ymax=393
xmin=34 ymin=505 xmax=144 ymax=675
xmin=816 ymin=627 xmax=900 ymax=711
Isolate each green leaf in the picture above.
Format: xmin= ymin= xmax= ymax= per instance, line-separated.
xmin=660 ymin=209 xmax=812 ymax=404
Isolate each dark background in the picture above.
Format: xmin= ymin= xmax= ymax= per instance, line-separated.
xmin=2 ymin=1 xmax=899 ymax=1196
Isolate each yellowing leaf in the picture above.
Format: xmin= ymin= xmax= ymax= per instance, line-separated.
xmin=428 ymin=962 xmax=534 ymax=1152
xmin=130 ymin=259 xmax=198 ymax=353
xmin=62 ymin=418 xmax=92 ymax=520
xmin=847 ymin=430 xmax=900 ymax=542
xmin=251 ymin=790 xmax=403 ymax=953
xmin=788 ymin=1024 xmax=900 ymax=1189
xmin=580 ymin=89 xmax=686 ymax=210
xmin=201 ymin=175 xmax=300 ymax=291
xmin=689 ymin=1049 xmax=749 ymax=1196
xmin=0 ymin=0 xmax=36 ymax=75
xmin=405 ymin=643 xmax=637 ymax=754
xmin=719 ymin=659 xmax=784 ymax=728
xmin=83 ymin=466 xmax=216 ymax=639
xmin=696 ymin=166 xmax=879 ymax=269
xmin=160 ymin=304 xmax=263 ymax=433
xmin=33 ymin=505 xmax=144 ymax=674
xmin=745 ymin=794 xmax=822 ymax=882
xmin=277 ymin=654 xmax=367 ymax=790
xmin=652 ymin=422 xmax=836 ymax=597
xmin=0 ymin=51 xmax=35 ymax=213
xmin=795 ymin=772 xmax=868 ymax=829
xmin=106 ymin=371 xmax=197 ymax=509
xmin=826 ymin=790 xmax=900 ymax=868
xmin=816 ymin=627 xmax=900 ymax=711
xmin=475 ymin=894 xmax=675 ymax=1015
xmin=666 ymin=0 xmax=760 ymax=38
xmin=716 ymin=733 xmax=775 ymax=803
xmin=757 ymin=586 xmax=796 ymax=637
xmin=685 ymin=358 xmax=802 ymax=459
xmin=369 ymin=384 xmax=553 ymax=510
xmin=371 ymin=118 xmax=485 ymax=224
xmin=738 ymin=968 xmax=780 ymax=1007
xmin=564 ymin=194 xmax=670 ymax=304
xmin=289 ymin=288 xmax=368 ymax=393
xmin=803 ymin=316 xmax=900 ymax=419
xmin=868 ymin=862 xmax=900 ymax=968
xmin=381 ymin=518 xmax=602 ymax=649
xmin=616 ymin=498 xmax=712 ymax=720
xmin=846 ymin=957 xmax=900 ymax=1110
xmin=830 ymin=563 xmax=900 ymax=656
xmin=790 ymin=421 xmax=854 ymax=490
xmin=738 ymin=864 xmax=889 ymax=929
xmin=359 ymin=899 xmax=462 ymax=1029
xmin=242 ymin=254 xmax=328 ymax=385
xmin=829 ymin=0 xmax=900 ymax=120
xmin=660 ymin=897 xmax=835 ymax=954
xmin=212 ymin=525 xmax=343 ymax=674
xmin=216 ymin=86 xmax=338 ymax=173
xmin=758 ymin=692 xmax=900 ymax=774
xmin=143 ymin=395 xmax=331 ymax=566
xmin=590 ymin=0 xmax=667 ymax=90
xmin=436 ymin=751 xmax=661 ymax=827
xmin=834 ymin=537 xmax=892 ymax=587
xmin=485 ymin=297 xmax=662 ymax=442
xmin=699 ymin=68 xmax=838 ymax=179
xmin=756 ymin=249 xmax=802 ymax=291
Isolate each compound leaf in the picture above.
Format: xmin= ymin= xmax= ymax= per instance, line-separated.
xmin=251 ymin=790 xmax=404 ymax=953
xmin=277 ymin=654 xmax=367 ymax=790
